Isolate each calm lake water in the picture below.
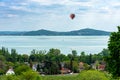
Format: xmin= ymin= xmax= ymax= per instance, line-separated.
xmin=0 ymin=36 xmax=109 ymax=54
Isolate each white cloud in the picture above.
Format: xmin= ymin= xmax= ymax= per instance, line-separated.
xmin=29 ymin=0 xmax=61 ymax=5
xmin=29 ymin=0 xmax=92 ymax=6
xmin=28 ymin=0 xmax=93 ymax=15
xmin=19 ymin=2 xmax=29 ymax=6
xmin=9 ymin=6 xmax=31 ymax=12
xmin=7 ymin=14 xmax=18 ymax=18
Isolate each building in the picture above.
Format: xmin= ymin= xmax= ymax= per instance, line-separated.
xmin=79 ymin=62 xmax=84 ymax=71
xmin=60 ymin=68 xmax=71 ymax=74
xmin=6 ymin=68 xmax=15 ymax=75
xmin=98 ymin=64 xmax=105 ymax=71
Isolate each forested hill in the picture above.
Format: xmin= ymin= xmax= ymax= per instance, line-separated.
xmin=23 ymin=28 xmax=110 ymax=36
xmin=0 ymin=28 xmax=110 ymax=36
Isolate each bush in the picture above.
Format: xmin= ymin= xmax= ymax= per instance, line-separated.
xmin=0 ymin=70 xmax=42 ymax=80
xmin=78 ymin=70 xmax=109 ymax=80
xmin=0 ymin=68 xmax=5 ymax=75
xmin=0 ymin=75 xmax=20 ymax=80
xmin=15 ymin=65 xmax=31 ymax=75
xmin=21 ymin=70 xmax=42 ymax=80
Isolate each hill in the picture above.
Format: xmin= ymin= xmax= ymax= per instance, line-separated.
xmin=0 ymin=31 xmax=25 ymax=35
xmin=0 ymin=28 xmax=110 ymax=36
xmin=23 ymin=28 xmax=110 ymax=36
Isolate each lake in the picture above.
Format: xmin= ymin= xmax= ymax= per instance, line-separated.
xmin=0 ymin=36 xmax=109 ymax=54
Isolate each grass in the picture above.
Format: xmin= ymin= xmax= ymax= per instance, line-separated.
xmin=42 ymin=74 xmax=79 ymax=80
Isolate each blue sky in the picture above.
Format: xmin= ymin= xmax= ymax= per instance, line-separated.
xmin=0 ymin=0 xmax=120 ymax=31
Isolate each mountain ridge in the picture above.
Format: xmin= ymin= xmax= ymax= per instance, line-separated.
xmin=0 ymin=28 xmax=111 ymax=36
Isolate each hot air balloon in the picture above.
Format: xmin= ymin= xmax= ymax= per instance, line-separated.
xmin=70 ymin=14 xmax=75 ymax=20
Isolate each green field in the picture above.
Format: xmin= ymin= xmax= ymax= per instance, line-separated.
xmin=42 ymin=74 xmax=79 ymax=80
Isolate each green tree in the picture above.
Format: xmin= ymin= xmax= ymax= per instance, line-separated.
xmin=43 ymin=61 xmax=60 ymax=74
xmin=43 ymin=48 xmax=61 ymax=74
xmin=37 ymin=50 xmax=46 ymax=62
xmin=0 ymin=56 xmax=6 ymax=75
xmin=89 ymin=54 xmax=92 ymax=64
xmin=22 ymin=54 xmax=29 ymax=62
xmin=68 ymin=54 xmax=73 ymax=72
xmin=106 ymin=26 xmax=120 ymax=78
xmin=11 ymin=49 xmax=18 ymax=62
xmin=29 ymin=49 xmax=38 ymax=62
xmin=72 ymin=50 xmax=78 ymax=61
xmin=1 ymin=47 xmax=11 ymax=61
xmin=72 ymin=50 xmax=77 ymax=58
xmin=15 ymin=65 xmax=31 ymax=75
xmin=79 ymin=52 xmax=86 ymax=62
xmin=99 ymin=49 xmax=110 ymax=58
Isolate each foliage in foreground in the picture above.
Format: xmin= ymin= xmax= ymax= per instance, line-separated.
xmin=1 ymin=70 xmax=119 ymax=80
xmin=0 ymin=70 xmax=42 ymax=80
xmin=21 ymin=70 xmax=42 ymax=80
xmin=106 ymin=26 xmax=120 ymax=78
xmin=78 ymin=70 xmax=109 ymax=80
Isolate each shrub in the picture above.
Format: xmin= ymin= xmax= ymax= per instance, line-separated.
xmin=78 ymin=70 xmax=109 ymax=80
xmin=21 ymin=70 xmax=42 ymax=80
xmin=0 ymin=75 xmax=20 ymax=80
xmin=0 ymin=68 xmax=5 ymax=75
xmin=14 ymin=65 xmax=31 ymax=75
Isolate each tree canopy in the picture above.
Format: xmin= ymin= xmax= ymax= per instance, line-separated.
xmin=106 ymin=26 xmax=120 ymax=78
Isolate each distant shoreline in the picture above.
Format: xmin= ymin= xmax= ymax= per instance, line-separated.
xmin=0 ymin=28 xmax=110 ymax=36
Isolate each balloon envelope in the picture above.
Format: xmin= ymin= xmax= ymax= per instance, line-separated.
xmin=70 ymin=14 xmax=75 ymax=19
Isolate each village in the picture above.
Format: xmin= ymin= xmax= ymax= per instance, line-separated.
xmin=0 ymin=47 xmax=108 ymax=76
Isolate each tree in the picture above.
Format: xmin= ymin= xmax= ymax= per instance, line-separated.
xmin=29 ymin=49 xmax=38 ymax=62
xmin=43 ymin=61 xmax=60 ymax=74
xmin=72 ymin=50 xmax=77 ymax=58
xmin=72 ymin=50 xmax=78 ymax=61
xmin=1 ymin=47 xmax=10 ymax=61
xmin=42 ymin=48 xmax=61 ymax=74
xmin=79 ymin=52 xmax=86 ymax=62
xmin=0 ymin=55 xmax=6 ymax=74
xmin=11 ymin=49 xmax=18 ymax=62
xmin=106 ymin=26 xmax=120 ymax=78
xmin=68 ymin=54 xmax=73 ymax=72
xmin=89 ymin=54 xmax=92 ymax=65
xmin=22 ymin=54 xmax=29 ymax=62
xmin=15 ymin=65 xmax=31 ymax=75
xmin=29 ymin=50 xmax=46 ymax=62
xmin=99 ymin=49 xmax=110 ymax=60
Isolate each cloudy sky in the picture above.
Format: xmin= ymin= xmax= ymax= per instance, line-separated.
xmin=0 ymin=0 xmax=120 ymax=31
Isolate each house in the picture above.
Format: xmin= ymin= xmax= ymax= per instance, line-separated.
xmin=32 ymin=64 xmax=37 ymax=71
xmin=79 ymin=62 xmax=84 ymax=71
xmin=6 ymin=68 xmax=15 ymax=75
xmin=98 ymin=64 xmax=105 ymax=71
xmin=60 ymin=68 xmax=71 ymax=74
xmin=91 ymin=61 xmax=106 ymax=71
xmin=91 ymin=63 xmax=97 ymax=70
